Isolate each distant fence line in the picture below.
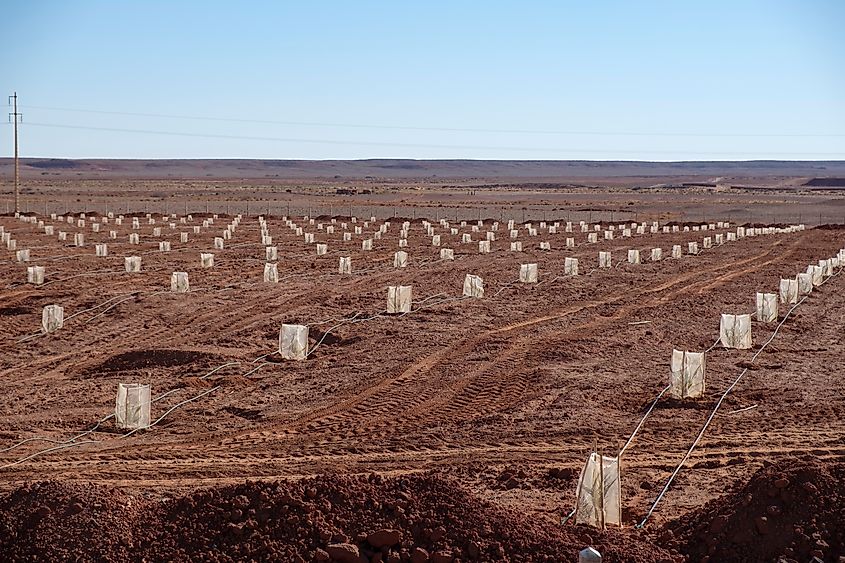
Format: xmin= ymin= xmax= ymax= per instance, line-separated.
xmin=1 ymin=197 xmax=842 ymax=226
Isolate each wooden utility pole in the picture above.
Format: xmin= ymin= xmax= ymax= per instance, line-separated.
xmin=8 ymin=92 xmax=22 ymax=214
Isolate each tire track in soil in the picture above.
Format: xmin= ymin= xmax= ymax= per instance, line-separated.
xmin=2 ymin=232 xmax=833 ymax=487
xmin=205 ymin=236 xmax=804 ymax=456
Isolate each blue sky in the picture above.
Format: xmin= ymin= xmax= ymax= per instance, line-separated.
xmin=3 ymin=1 xmax=844 ymax=160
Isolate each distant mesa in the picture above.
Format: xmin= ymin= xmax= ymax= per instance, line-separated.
xmin=804 ymin=177 xmax=845 ymax=187
xmin=28 ymin=159 xmax=82 ymax=170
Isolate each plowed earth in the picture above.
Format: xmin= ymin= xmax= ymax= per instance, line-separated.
xmin=0 ymin=213 xmax=843 ymax=561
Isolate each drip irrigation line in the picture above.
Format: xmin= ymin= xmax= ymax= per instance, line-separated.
xmin=0 ymin=361 xmax=244 ymax=457
xmin=0 ymin=440 xmax=101 ymax=470
xmin=120 ymin=385 xmax=223 ymax=439
xmin=619 ymin=384 xmax=672 ymax=456
xmin=636 ymin=265 xmax=841 ymax=529
xmin=38 ymin=268 xmax=120 ymax=287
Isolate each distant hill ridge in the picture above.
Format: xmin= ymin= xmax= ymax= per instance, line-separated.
xmin=2 ymin=158 xmax=845 ymax=180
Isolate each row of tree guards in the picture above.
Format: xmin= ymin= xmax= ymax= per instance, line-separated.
xmin=569 ymin=248 xmax=843 ymax=530
xmin=5 ymin=210 xmax=842 ymax=532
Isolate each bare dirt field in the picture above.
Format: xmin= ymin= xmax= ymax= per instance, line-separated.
xmin=0 ymin=178 xmax=843 ymax=561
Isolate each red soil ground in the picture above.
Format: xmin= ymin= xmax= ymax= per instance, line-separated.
xmin=0 ymin=205 xmax=843 ymax=561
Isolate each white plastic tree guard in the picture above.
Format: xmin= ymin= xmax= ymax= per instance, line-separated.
xmin=588 ymin=233 xmax=598 ymax=243
xmin=622 ymin=228 xmax=631 ymax=238
xmin=180 ymin=232 xmax=189 ymax=243
xmin=478 ymin=240 xmax=491 ymax=253
xmin=398 ymin=239 xmax=408 ymax=248
xmin=808 ymin=265 xmax=823 ymax=286
xmin=509 ymin=229 xmax=519 ymax=239
xmin=92 ymin=223 xmax=101 ymax=233
xmin=394 ymin=251 xmax=409 ymax=268
xmin=756 ymin=292 xmax=778 ymax=323
xmin=432 ymin=235 xmax=441 ymax=246
xmin=95 ymin=244 xmax=108 ymax=257
xmin=15 ymin=249 xmax=30 ymax=262
xmin=115 ymin=383 xmax=151 ymax=430
xmin=574 ymin=452 xmax=621 ymax=528
xmin=440 ymin=248 xmax=454 ymax=260
xmin=599 ymin=251 xmax=612 ymax=268
xmin=650 ymin=248 xmax=662 ymax=261
xmin=77 ymin=219 xmax=85 ymax=228
xmin=463 ymin=274 xmax=484 ymax=298
xmin=520 ymin=263 xmax=539 ymax=283
xmin=627 ymin=249 xmax=640 ymax=264
xmin=736 ymin=227 xmax=746 ymax=238
xmin=170 ymin=272 xmax=190 ymax=293
xmin=109 ymin=230 xmax=118 ymax=239
xmin=265 ymin=246 xmax=278 ymax=261
xmin=387 ymin=285 xmax=412 ymax=314
xmin=670 ymin=349 xmax=706 ymax=399
xmin=510 ymin=241 xmax=523 ymax=252
xmin=74 ymin=233 xmax=85 ymax=247
xmin=566 ymin=237 xmax=575 ymax=248
xmin=720 ymin=313 xmax=752 ymax=349
xmin=603 ymin=230 xmax=613 ymax=240
xmin=316 ymin=243 xmax=328 ymax=256
xmin=688 ymin=242 xmax=699 ymax=255
xmin=672 ymin=245 xmax=682 ymax=258
xmin=45 ymin=226 xmax=55 ymax=236
xmin=27 ymin=265 xmax=45 ymax=285
xmin=539 ymin=241 xmax=551 ymax=251
xmin=200 ymin=253 xmax=214 ymax=268
xmin=362 ymin=239 xmax=373 ymax=251
xmin=279 ymin=324 xmax=309 ymax=360
xmin=339 ymin=256 xmax=352 ymax=274
xmin=486 ymin=231 xmax=495 ymax=242
xmin=263 ymin=262 xmax=279 ymax=283
xmin=820 ymin=259 xmax=833 ymax=277
xmin=461 ymin=233 xmax=472 ymax=244
xmin=262 ymin=235 xmax=273 ymax=246
xmin=797 ymin=272 xmax=813 ymax=296
xmin=153 ymin=227 xmax=162 ymax=237
xmin=564 ymin=257 xmax=579 ymax=276
xmin=213 ymin=237 xmax=224 ymax=250
xmin=703 ymin=237 xmax=712 ymax=249
xmin=159 ymin=241 xmax=171 ymax=252
xmin=779 ymin=278 xmax=799 ymax=305
xmin=122 ymin=256 xmax=141 ymax=273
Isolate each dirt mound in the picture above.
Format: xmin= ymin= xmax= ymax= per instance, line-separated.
xmin=661 ymin=459 xmax=845 ymax=562
xmin=0 ymin=474 xmax=675 ymax=562
xmin=0 ymin=482 xmax=142 ymax=561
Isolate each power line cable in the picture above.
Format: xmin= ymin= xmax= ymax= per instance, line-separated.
xmin=18 ymin=122 xmax=845 ymax=157
xmin=18 ymin=104 xmax=845 ymax=138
